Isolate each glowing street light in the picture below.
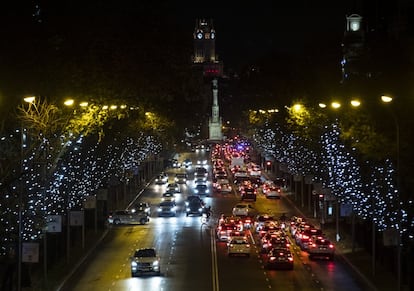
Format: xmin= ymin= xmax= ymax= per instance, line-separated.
xmin=381 ymin=95 xmax=393 ymax=103
xmin=23 ymin=96 xmax=35 ymax=104
xmin=331 ymin=102 xmax=341 ymax=109
xmin=293 ymin=103 xmax=303 ymax=112
xmin=350 ymin=99 xmax=361 ymax=107
xmin=63 ymin=99 xmax=74 ymax=107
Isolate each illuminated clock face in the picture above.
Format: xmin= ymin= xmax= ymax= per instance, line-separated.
xmin=197 ymin=32 xmax=203 ymax=39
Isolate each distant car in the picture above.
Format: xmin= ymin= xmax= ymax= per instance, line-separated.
xmin=196 ymin=159 xmax=208 ymax=166
xmin=308 ymin=238 xmax=335 ymax=260
xmin=254 ymin=214 xmax=275 ymax=233
xmin=157 ymin=201 xmax=177 ymax=217
xmin=171 ymin=159 xmax=181 ymax=168
xmin=133 ymin=202 xmax=151 ymax=216
xmin=194 ymin=183 xmax=210 ymax=196
xmin=108 ymin=210 xmax=149 ymax=225
xmin=131 ymin=248 xmax=160 ymax=276
xmin=162 ymin=192 xmax=175 ymax=202
xmin=232 ymin=203 xmax=256 ymax=216
xmin=193 ymin=177 xmax=207 ymax=186
xmin=186 ymin=200 xmax=204 ymax=216
xmin=166 ymin=183 xmax=180 ymax=193
xmin=218 ymin=183 xmax=232 ymax=194
xmin=216 ymin=222 xmax=239 ymax=242
xmin=227 ymin=236 xmax=250 ymax=257
xmin=265 ymin=186 xmax=282 ymax=199
xmin=234 ymin=170 xmax=248 ymax=178
xmin=194 ymin=167 xmax=208 ymax=179
xmin=297 ymin=228 xmax=323 ymax=250
xmin=266 ymin=248 xmax=294 ymax=270
xmin=240 ymin=186 xmax=257 ymax=201
xmin=175 ymin=173 xmax=188 ymax=184
xmin=185 ymin=195 xmax=205 ymax=207
xmin=183 ymin=158 xmax=192 ymax=168
xmin=155 ymin=173 xmax=168 ymax=185
xmin=261 ymin=235 xmax=290 ymax=254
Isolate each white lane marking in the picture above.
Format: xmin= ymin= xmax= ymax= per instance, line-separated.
xmin=211 ymin=228 xmax=220 ymax=291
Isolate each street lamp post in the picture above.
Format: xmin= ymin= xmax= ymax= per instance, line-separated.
xmin=17 ymin=96 xmax=37 ymax=291
xmin=381 ymin=95 xmax=402 ymax=291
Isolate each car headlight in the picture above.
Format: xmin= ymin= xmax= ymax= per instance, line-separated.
xmin=152 ymin=260 xmax=159 ymax=266
xmin=194 ymin=189 xmax=199 ymax=193
xmin=186 ymin=208 xmax=190 ymax=212
xmin=157 ymin=208 xmax=162 ymax=212
xmin=185 ymin=201 xmax=189 ymax=206
xmin=206 ymin=189 xmax=209 ymax=193
xmin=198 ymin=208 xmax=203 ymax=212
xmin=131 ymin=261 xmax=137 ymax=267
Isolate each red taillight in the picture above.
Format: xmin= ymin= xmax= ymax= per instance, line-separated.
xmin=288 ymin=257 xmax=293 ymax=262
xmin=329 ymin=244 xmax=334 ymax=249
xmin=246 ymin=244 xmax=250 ymax=248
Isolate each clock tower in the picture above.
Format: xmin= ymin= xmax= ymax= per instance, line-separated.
xmin=193 ymin=18 xmax=216 ymax=64
xmin=193 ymin=18 xmax=223 ymax=77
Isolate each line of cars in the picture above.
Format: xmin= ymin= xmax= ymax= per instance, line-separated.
xmin=290 ymin=216 xmax=335 ymax=260
xmin=254 ymin=213 xmax=294 ymax=270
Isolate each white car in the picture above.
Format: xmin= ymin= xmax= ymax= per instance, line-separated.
xmin=131 ymin=248 xmax=160 ymax=276
xmin=265 ymin=186 xmax=282 ymax=199
xmin=232 ymin=203 xmax=256 ymax=216
xmin=227 ymin=236 xmax=250 ymax=256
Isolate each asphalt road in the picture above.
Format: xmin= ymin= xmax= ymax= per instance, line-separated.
xmin=60 ymin=150 xmax=367 ymax=291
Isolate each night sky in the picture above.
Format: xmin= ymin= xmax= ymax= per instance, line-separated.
xmin=0 ymin=1 xmax=362 ymax=70
xmin=0 ymin=0 xmax=411 ymax=107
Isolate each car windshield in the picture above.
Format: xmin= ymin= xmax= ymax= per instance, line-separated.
xmin=231 ymin=238 xmax=248 ymax=244
xmin=135 ymin=249 xmax=156 ymax=257
xmin=236 ymin=205 xmax=247 ymax=209
xmin=160 ymin=202 xmax=174 ymax=206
